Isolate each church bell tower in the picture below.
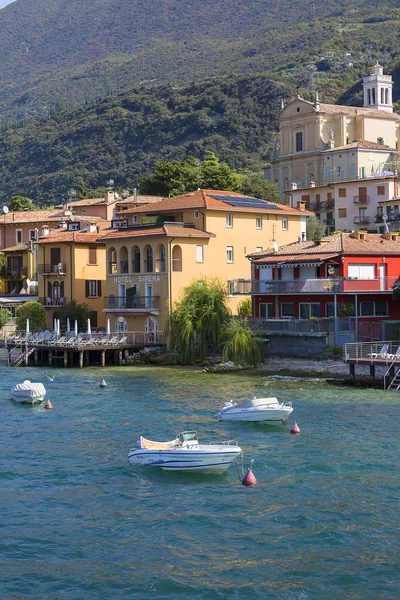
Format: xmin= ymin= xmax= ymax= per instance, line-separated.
xmin=363 ymin=63 xmax=393 ymax=112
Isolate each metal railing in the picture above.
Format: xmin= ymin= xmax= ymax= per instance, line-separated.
xmin=343 ymin=341 xmax=400 ymax=364
xmin=39 ymin=297 xmax=67 ymax=307
xmin=354 ymin=216 xmax=370 ymax=224
xmin=5 ymin=330 xmax=163 ymax=348
xmin=353 ymin=195 xmax=370 ymax=203
xmin=38 ymin=263 xmax=67 ymax=275
xmin=105 ymin=295 xmax=160 ymax=309
xmin=228 ymin=277 xmax=398 ymax=295
xmin=0 ymin=267 xmax=28 ymax=278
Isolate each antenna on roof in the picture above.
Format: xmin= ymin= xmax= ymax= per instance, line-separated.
xmin=107 ymin=179 xmax=114 ymax=190
xmin=383 ymin=214 xmax=389 ymax=233
xmin=273 ymin=241 xmax=279 ymax=252
xmin=3 ymin=206 xmax=9 ymax=214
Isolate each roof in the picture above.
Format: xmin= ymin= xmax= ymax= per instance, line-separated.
xmin=324 ymin=140 xmax=397 ymax=152
xmin=99 ymin=223 xmax=213 ymax=242
xmin=250 ymin=233 xmax=400 ymax=265
xmin=121 ymin=189 xmax=312 ymax=216
xmin=0 ymin=209 xmax=107 ymax=225
xmin=2 ymin=242 xmax=31 ymax=253
xmin=116 ymin=195 xmax=167 ymax=206
xmin=318 ymin=103 xmax=400 ymax=121
xmin=37 ymin=221 xmax=112 ymax=244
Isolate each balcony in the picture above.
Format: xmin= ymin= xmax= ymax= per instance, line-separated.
xmin=0 ymin=267 xmax=28 ymax=278
xmin=40 ymin=297 xmax=67 ymax=307
xmin=354 ymin=216 xmax=370 ymax=224
xmin=105 ymin=295 xmax=160 ymax=310
xmin=353 ymin=195 xmax=369 ymax=204
xmin=228 ymin=277 xmax=398 ymax=295
xmin=38 ymin=264 xmax=67 ymax=275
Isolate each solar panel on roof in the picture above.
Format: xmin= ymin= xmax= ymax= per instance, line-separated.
xmin=209 ymin=195 xmax=282 ymax=210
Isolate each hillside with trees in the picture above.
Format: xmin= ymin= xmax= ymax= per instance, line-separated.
xmin=0 ymin=0 xmax=400 ymax=119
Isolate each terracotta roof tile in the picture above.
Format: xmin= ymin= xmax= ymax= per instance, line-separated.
xmin=324 ymin=139 xmax=397 ymax=152
xmin=37 ymin=221 xmax=112 ymax=244
xmin=99 ymin=224 xmax=212 ymax=242
xmin=318 ymin=103 xmax=400 ymax=120
xmin=251 ymin=233 xmax=400 ymax=265
xmin=121 ymin=189 xmax=312 ymax=216
xmin=2 ymin=242 xmax=31 ymax=253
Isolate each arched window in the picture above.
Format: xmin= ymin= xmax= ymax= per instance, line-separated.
xmin=372 ymin=88 xmax=376 ymax=104
xmin=132 ymin=246 xmax=140 ymax=273
xmin=145 ymin=317 xmax=158 ymax=343
xmin=367 ymin=89 xmax=371 ymax=105
xmin=172 ymin=245 xmax=182 ymax=271
xmin=115 ymin=316 xmax=128 ymax=332
xmin=156 ymin=244 xmax=166 ymax=272
xmin=144 ymin=245 xmax=153 ymax=273
xmin=48 ymin=280 xmax=64 ymax=305
xmin=381 ymin=88 xmax=384 ymax=104
xmin=385 ymin=88 xmax=389 ymax=104
xmin=119 ymin=246 xmax=128 ymax=273
xmin=108 ymin=247 xmax=117 ymax=274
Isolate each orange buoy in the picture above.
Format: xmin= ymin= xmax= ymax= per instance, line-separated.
xmin=242 ymin=467 xmax=258 ymax=486
xmin=290 ymin=422 xmax=300 ymax=434
xmin=45 ymin=400 xmax=53 ymax=409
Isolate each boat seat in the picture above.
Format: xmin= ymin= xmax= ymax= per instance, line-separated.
xmin=139 ymin=437 xmax=179 ymax=450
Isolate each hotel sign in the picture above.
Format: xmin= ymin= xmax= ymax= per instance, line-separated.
xmin=113 ymin=275 xmax=161 ymax=283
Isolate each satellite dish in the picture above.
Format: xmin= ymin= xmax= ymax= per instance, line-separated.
xmin=3 ymin=206 xmax=9 ymax=214
xmin=70 ymin=214 xmax=75 ymax=221
xmin=26 ymin=279 xmax=31 ymax=286
xmin=273 ymin=241 xmax=279 ymax=252
xmin=115 ymin=192 xmax=120 ymax=199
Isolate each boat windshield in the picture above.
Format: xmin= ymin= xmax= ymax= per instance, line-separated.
xmin=178 ymin=431 xmax=198 ymax=444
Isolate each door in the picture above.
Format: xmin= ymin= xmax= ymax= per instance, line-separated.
xmin=118 ymin=283 xmax=126 ymax=308
xmin=380 ymin=264 xmax=387 ymax=291
xmin=145 ymin=317 xmax=158 ymax=342
xmin=50 ymin=248 xmax=61 ymax=269
xmin=259 ymin=267 xmax=273 ymax=293
xmin=145 ymin=284 xmax=153 ymax=308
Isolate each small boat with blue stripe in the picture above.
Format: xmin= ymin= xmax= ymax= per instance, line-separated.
xmin=128 ymin=431 xmax=242 ymax=474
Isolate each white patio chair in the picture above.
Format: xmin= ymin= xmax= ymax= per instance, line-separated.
xmin=387 ymin=346 xmax=400 ymax=360
xmin=369 ymin=344 xmax=389 ymax=359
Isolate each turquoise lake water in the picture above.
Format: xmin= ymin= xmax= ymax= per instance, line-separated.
xmin=1 ymin=365 xmax=400 ymax=599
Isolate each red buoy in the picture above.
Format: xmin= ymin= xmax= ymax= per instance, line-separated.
xmin=290 ymin=422 xmax=300 ymax=434
xmin=45 ymin=400 xmax=53 ymax=409
xmin=242 ymin=467 xmax=258 ymax=486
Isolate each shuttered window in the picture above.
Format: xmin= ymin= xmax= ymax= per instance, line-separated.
xmin=86 ymin=280 xmax=101 ymax=298
xmin=88 ymin=246 xmax=97 ymax=265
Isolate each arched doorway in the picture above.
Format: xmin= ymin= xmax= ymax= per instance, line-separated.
xmin=145 ymin=317 xmax=158 ymax=343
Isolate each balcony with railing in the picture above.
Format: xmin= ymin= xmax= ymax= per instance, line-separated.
xmin=0 ymin=266 xmax=28 ymax=278
xmin=105 ymin=295 xmax=160 ymax=310
xmin=40 ymin=296 xmax=67 ymax=307
xmin=353 ymin=195 xmax=369 ymax=204
xmin=228 ymin=277 xmax=398 ymax=295
xmin=354 ymin=215 xmax=370 ymax=224
xmin=38 ymin=264 xmax=67 ymax=275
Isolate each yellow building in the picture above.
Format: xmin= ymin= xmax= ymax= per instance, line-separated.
xmin=36 ymin=221 xmax=110 ymax=329
xmin=100 ymin=189 xmax=311 ymax=338
xmin=268 ymin=64 xmax=400 ymax=197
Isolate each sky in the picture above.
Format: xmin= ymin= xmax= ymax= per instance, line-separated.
xmin=0 ymin=0 xmax=15 ymax=7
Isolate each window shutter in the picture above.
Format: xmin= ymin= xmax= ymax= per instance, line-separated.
xmin=86 ymin=280 xmax=90 ymax=297
xmin=98 ymin=281 xmax=101 ymax=297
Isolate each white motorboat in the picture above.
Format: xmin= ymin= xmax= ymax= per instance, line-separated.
xmin=128 ymin=431 xmax=242 ymax=474
xmin=217 ymin=397 xmax=293 ymax=423
xmin=10 ymin=380 xmax=46 ymax=404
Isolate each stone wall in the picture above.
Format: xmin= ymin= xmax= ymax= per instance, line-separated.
xmin=263 ymin=332 xmax=329 ymax=358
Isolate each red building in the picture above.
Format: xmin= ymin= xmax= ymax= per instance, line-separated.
xmin=230 ymin=232 xmax=400 ymax=322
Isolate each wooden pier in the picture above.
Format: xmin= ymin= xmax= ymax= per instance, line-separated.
xmin=3 ymin=332 xmax=164 ymax=368
xmin=343 ymin=341 xmax=400 ymax=390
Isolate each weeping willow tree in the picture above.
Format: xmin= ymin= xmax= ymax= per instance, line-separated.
xmin=165 ymin=278 xmax=264 ymax=366
xmin=221 ymin=318 xmax=264 ymax=366
xmin=165 ymin=278 xmax=230 ymax=364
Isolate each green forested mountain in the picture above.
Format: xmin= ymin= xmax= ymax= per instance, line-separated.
xmin=0 ymin=0 xmax=400 ymax=119
xmin=0 ymin=75 xmax=283 ymax=204
xmin=2 ymin=0 xmax=400 ymax=204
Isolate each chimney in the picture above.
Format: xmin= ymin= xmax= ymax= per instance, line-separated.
xmin=382 ymin=232 xmax=398 ymax=242
xmin=310 ymin=180 xmax=316 ymax=188
xmin=41 ymin=225 xmax=49 ymax=236
xmin=58 ymin=217 xmax=67 ymax=229
xmin=104 ymin=190 xmax=115 ymax=204
xmin=297 ymin=201 xmax=306 ymax=211
xmin=314 ymin=237 xmax=330 ymax=246
xmin=88 ymin=221 xmax=97 ymax=233
xmin=290 ymin=182 xmax=298 ymax=190
xmin=350 ymin=231 xmax=367 ymax=241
